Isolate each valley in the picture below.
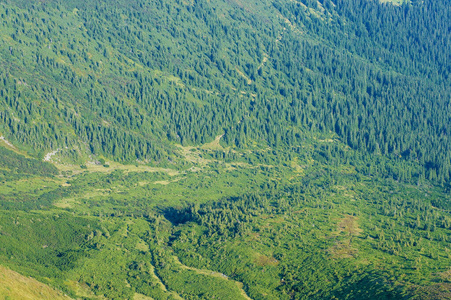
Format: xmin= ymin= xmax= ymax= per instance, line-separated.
xmin=0 ymin=0 xmax=450 ymax=298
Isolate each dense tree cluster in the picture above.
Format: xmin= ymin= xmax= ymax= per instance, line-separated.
xmin=0 ymin=0 xmax=450 ymax=183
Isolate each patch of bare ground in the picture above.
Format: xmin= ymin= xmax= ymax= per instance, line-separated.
xmin=328 ymin=215 xmax=362 ymax=259
xmin=254 ymin=253 xmax=279 ymax=267
xmin=337 ymin=215 xmax=363 ymax=236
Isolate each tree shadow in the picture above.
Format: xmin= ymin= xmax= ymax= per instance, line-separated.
xmin=158 ymin=206 xmax=193 ymax=226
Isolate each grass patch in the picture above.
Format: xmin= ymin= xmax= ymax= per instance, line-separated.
xmin=0 ymin=265 xmax=71 ymax=300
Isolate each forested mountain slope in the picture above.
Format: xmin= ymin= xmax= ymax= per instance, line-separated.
xmin=1 ymin=0 xmax=451 ymax=299
xmin=0 ymin=0 xmax=450 ymax=181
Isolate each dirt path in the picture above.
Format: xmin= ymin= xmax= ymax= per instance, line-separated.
xmin=235 ymin=67 xmax=253 ymax=85
xmin=44 ymin=149 xmax=60 ymax=162
xmin=0 ymin=136 xmax=16 ymax=149
xmin=148 ymin=262 xmax=184 ymax=300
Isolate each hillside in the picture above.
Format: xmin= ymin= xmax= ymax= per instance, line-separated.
xmin=0 ymin=265 xmax=72 ymax=300
xmin=0 ymin=0 xmax=451 ymax=299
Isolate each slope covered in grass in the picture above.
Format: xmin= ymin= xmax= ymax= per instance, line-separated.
xmin=0 ymin=265 xmax=72 ymax=300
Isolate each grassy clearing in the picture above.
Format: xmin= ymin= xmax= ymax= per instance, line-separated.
xmin=176 ymin=144 xmax=215 ymax=166
xmin=337 ymin=215 xmax=363 ymax=236
xmin=253 ymin=253 xmax=279 ymax=267
xmin=54 ymin=161 xmax=180 ymax=177
xmin=0 ymin=265 xmax=72 ymax=300
xmin=134 ymin=293 xmax=155 ymax=300
xmin=53 ymin=198 xmax=79 ymax=209
xmin=327 ymin=215 xmax=363 ymax=258
xmin=201 ymin=134 xmax=224 ymax=150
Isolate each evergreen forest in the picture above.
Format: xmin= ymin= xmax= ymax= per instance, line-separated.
xmin=0 ymin=0 xmax=451 ymax=299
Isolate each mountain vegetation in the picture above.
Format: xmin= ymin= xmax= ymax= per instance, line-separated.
xmin=0 ymin=0 xmax=450 ymax=299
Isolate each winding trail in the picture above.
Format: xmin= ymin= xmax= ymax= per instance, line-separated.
xmin=148 ymin=262 xmax=184 ymax=300
xmin=0 ymin=136 xmax=15 ymax=149
xmin=172 ymin=256 xmax=253 ymax=300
